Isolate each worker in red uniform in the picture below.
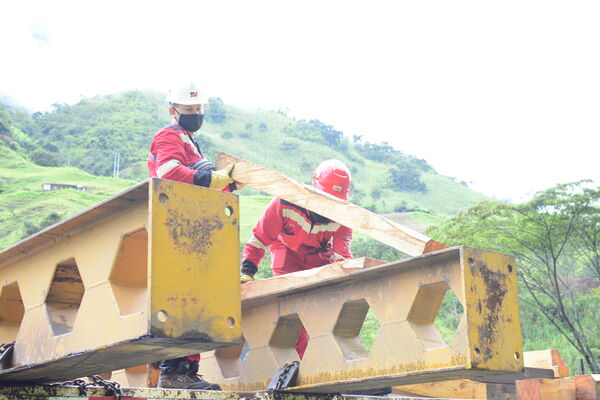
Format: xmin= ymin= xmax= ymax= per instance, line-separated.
xmin=149 ymin=81 xmax=237 ymax=390
xmin=148 ymin=81 xmax=235 ymax=191
xmin=240 ymin=159 xmax=352 ymax=358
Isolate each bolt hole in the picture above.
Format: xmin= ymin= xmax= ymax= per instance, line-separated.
xmin=159 ymin=193 xmax=169 ymax=205
xmin=514 ymin=351 xmax=520 ymax=360
xmin=508 ymin=264 xmax=513 ymax=273
xmin=474 ymin=347 xmax=481 ymax=355
xmin=226 ymin=317 xmax=235 ymax=328
xmin=157 ymin=310 xmax=168 ymax=323
xmin=224 ymin=206 xmax=234 ymax=217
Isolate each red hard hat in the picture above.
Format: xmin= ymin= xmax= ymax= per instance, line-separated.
xmin=312 ymin=160 xmax=351 ymax=200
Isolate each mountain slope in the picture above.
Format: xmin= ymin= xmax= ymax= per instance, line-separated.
xmin=4 ymin=91 xmax=487 ymax=216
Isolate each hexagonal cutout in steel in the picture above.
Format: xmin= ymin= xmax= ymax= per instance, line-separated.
xmin=269 ymin=313 xmax=308 ymax=359
xmin=0 ymin=282 xmax=25 ymax=343
xmin=46 ymin=258 xmax=85 ymax=336
xmin=434 ymin=289 xmax=464 ymax=346
xmin=109 ymin=229 xmax=148 ymax=316
xmin=407 ymin=281 xmax=463 ymax=349
xmin=215 ymin=339 xmax=246 ymax=379
xmin=333 ymin=299 xmax=379 ymax=361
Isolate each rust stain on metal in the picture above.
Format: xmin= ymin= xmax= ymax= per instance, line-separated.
xmin=165 ymin=210 xmax=224 ymax=255
xmin=293 ymin=355 xmax=467 ymax=387
xmin=470 ymin=258 xmax=507 ymax=364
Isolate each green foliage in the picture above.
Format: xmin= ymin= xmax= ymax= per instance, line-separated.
xmin=389 ymin=163 xmax=426 ymax=192
xmin=351 ymin=233 xmax=408 ymax=262
xmin=23 ymin=212 xmax=62 ymax=238
xmin=206 ymin=97 xmax=227 ymax=124
xmin=2 ymin=91 xmax=485 ymax=217
xmin=29 ymin=149 xmax=62 ymax=167
xmin=359 ymin=310 xmax=380 ymax=352
xmin=434 ymin=291 xmax=464 ymax=345
xmin=429 ymin=181 xmax=600 ymax=373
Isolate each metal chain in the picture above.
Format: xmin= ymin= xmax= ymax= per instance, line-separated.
xmin=58 ymin=375 xmax=123 ymax=400
xmin=273 ymin=361 xmax=299 ymax=400
xmin=58 ymin=378 xmax=88 ymax=396
xmin=91 ymin=374 xmax=123 ymax=400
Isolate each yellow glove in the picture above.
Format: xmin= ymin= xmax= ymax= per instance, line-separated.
xmin=209 ymin=163 xmax=234 ymax=190
xmin=240 ymin=274 xmax=254 ymax=284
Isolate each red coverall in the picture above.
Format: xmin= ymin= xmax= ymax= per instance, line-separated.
xmin=148 ymin=124 xmax=203 ymax=182
xmin=242 ymin=198 xmax=352 ymax=357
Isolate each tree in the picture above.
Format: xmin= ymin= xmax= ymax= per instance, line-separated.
xmin=430 ymin=181 xmax=600 ymax=372
xmin=206 ymin=97 xmax=227 ymax=124
xmin=389 ymin=164 xmax=426 ymax=192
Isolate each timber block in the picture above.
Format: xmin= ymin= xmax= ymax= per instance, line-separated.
xmin=524 ymin=350 xmax=570 ymax=378
xmin=576 ymin=375 xmax=600 ymax=400
xmin=0 ymin=179 xmax=242 ymax=382
xmin=393 ymin=380 xmax=518 ymax=400
xmin=517 ymin=378 xmax=576 ymax=400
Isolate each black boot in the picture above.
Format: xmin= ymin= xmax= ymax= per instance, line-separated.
xmin=157 ymin=358 xmax=221 ymax=390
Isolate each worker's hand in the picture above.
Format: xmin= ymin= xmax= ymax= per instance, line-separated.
xmin=232 ymin=181 xmax=246 ymax=191
xmin=209 ymin=163 xmax=234 ymax=190
xmin=240 ymin=274 xmax=255 ymax=284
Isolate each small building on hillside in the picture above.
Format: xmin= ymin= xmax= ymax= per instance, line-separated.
xmin=42 ymin=183 xmax=87 ymax=192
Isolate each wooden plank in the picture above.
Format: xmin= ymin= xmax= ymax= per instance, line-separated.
xmin=240 ymin=257 xmax=385 ymax=305
xmin=576 ymin=375 xmax=600 ymax=400
xmin=517 ymin=378 xmax=576 ymax=400
xmin=216 ymin=152 xmax=447 ymax=256
xmin=488 ymin=383 xmax=518 ymax=400
xmin=392 ymin=379 xmax=488 ymax=399
xmin=393 ymin=380 xmax=519 ymax=400
xmin=524 ymin=350 xmax=570 ymax=378
xmin=473 ymin=368 xmax=555 ymax=384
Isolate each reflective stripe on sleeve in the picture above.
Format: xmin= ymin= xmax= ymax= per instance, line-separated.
xmin=179 ymin=134 xmax=192 ymax=145
xmin=281 ymin=208 xmax=341 ymax=234
xmin=310 ymin=222 xmax=341 ymax=234
xmin=247 ymin=234 xmax=269 ymax=250
xmin=282 ymin=208 xmax=312 ymax=233
xmin=157 ymin=159 xmax=181 ymax=177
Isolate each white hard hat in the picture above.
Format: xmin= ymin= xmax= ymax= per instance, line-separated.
xmin=166 ymin=81 xmax=207 ymax=105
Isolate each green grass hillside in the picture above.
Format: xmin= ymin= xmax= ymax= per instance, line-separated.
xmin=0 ymin=142 xmax=274 ymax=250
xmin=3 ymin=91 xmax=487 ymax=218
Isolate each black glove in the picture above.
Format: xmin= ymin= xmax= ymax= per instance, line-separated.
xmin=241 ymin=259 xmax=258 ymax=276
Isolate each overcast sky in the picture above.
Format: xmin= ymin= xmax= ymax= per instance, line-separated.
xmin=1 ymin=0 xmax=598 ymax=202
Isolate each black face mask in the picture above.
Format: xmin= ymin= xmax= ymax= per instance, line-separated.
xmin=176 ymin=111 xmax=204 ymax=132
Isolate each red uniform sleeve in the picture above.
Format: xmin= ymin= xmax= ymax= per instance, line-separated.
xmin=332 ymin=225 xmax=353 ymax=260
xmin=152 ymin=131 xmax=196 ymax=184
xmin=242 ymin=198 xmax=284 ymax=266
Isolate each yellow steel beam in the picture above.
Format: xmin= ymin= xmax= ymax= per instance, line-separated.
xmin=0 ymin=178 xmax=241 ymax=382
xmin=197 ymin=246 xmax=523 ymax=392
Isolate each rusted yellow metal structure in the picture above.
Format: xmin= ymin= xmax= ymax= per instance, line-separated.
xmin=0 ymin=178 xmax=241 ymax=382
xmin=198 ymin=246 xmax=523 ymax=392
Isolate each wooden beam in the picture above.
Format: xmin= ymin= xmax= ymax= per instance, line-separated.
xmin=240 ymin=257 xmax=384 ymax=306
xmin=216 ymin=152 xmax=447 ymax=256
xmin=524 ymin=350 xmax=570 ymax=378
xmin=517 ymin=378 xmax=576 ymax=400
xmin=472 ymin=368 xmax=555 ymax=384
xmin=393 ymin=380 xmax=519 ymax=400
xmin=393 ymin=379 xmax=488 ymax=399
xmin=576 ymin=375 xmax=600 ymax=400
